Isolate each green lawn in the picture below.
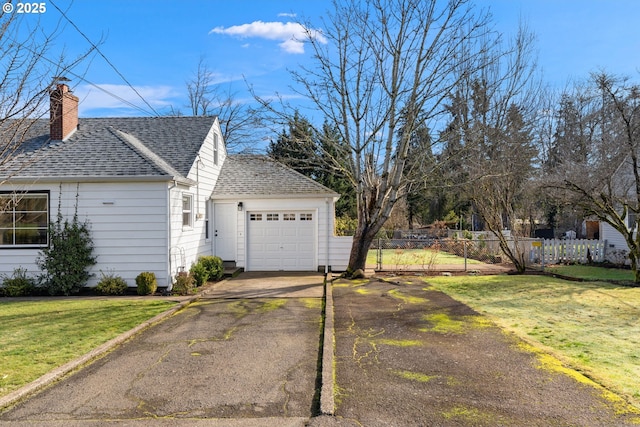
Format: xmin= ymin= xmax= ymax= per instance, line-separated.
xmin=546 ymin=264 xmax=636 ymax=282
xmin=366 ymin=248 xmax=482 ymax=267
xmin=0 ymin=299 xmax=176 ymax=398
xmin=427 ymin=274 xmax=640 ymax=407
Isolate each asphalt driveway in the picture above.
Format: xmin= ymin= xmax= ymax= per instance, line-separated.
xmin=2 ymin=271 xmax=640 ymax=426
xmin=328 ymin=276 xmax=640 ymax=426
xmin=0 ymin=272 xmax=325 ymax=426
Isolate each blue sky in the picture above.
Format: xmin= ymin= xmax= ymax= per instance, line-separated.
xmin=21 ymin=0 xmax=640 ymax=118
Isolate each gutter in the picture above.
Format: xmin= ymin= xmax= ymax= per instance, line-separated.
xmin=0 ymin=175 xmax=194 ymax=184
xmin=325 ymin=198 xmax=330 ymax=274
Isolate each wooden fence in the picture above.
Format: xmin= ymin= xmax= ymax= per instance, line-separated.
xmin=531 ymin=239 xmax=605 ymax=265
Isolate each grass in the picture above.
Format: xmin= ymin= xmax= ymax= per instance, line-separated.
xmin=366 ymin=248 xmax=482 ymax=267
xmin=426 ymin=274 xmax=640 ymax=407
xmin=0 ymin=298 xmax=176 ymax=398
xmin=546 ymin=264 xmax=636 ymax=282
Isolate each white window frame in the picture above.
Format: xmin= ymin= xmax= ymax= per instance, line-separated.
xmin=182 ymin=193 xmax=193 ymax=228
xmin=213 ymin=133 xmax=219 ymax=166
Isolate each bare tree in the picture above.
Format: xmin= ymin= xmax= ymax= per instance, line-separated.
xmin=186 ymin=57 xmax=264 ymax=152
xmin=550 ymin=73 xmax=640 ymax=283
xmin=0 ymin=9 xmax=94 ymax=185
xmin=257 ymin=0 xmax=492 ymax=273
xmin=442 ymin=24 xmax=542 ymax=272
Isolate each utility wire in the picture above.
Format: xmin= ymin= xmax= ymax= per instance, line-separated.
xmin=5 ymin=33 xmax=157 ymax=116
xmin=49 ymin=0 xmax=161 ymax=116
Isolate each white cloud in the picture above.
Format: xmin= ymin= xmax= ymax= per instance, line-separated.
xmin=278 ymin=13 xmax=297 ymax=18
xmin=209 ymin=21 xmax=326 ymax=54
xmin=74 ymin=84 xmax=179 ymax=116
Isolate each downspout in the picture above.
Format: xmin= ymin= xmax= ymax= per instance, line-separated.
xmin=167 ymin=180 xmax=177 ymax=291
xmin=325 ymin=198 xmax=330 ymax=274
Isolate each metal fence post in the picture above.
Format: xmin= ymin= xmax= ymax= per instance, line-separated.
xmin=464 ymin=239 xmax=468 ymax=272
xmin=377 ymin=238 xmax=382 ymax=271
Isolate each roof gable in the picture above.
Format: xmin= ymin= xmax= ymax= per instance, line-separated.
xmin=212 ymin=155 xmax=339 ymax=199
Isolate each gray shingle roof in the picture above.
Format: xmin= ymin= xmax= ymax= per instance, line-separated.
xmin=0 ymin=117 xmax=215 ymax=182
xmin=212 ymin=155 xmax=339 ymax=198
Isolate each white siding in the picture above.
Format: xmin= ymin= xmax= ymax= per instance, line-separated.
xmin=601 ymin=221 xmax=628 ymax=250
xmin=218 ymin=196 xmax=350 ymax=272
xmin=327 ymin=236 xmax=353 ymax=272
xmin=0 ymin=181 xmax=169 ymax=287
xmin=0 ymin=119 xmax=229 ymax=290
xmin=168 ymin=121 xmax=226 ymax=281
xmin=601 ymin=221 xmax=635 ymax=264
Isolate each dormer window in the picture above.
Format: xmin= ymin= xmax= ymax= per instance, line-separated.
xmin=213 ymin=133 xmax=219 ymax=166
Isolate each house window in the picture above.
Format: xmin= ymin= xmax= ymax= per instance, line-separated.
xmin=213 ymin=133 xmax=219 ymax=166
xmin=267 ymin=213 xmax=279 ymax=221
xmin=283 ymin=213 xmax=296 ymax=221
xmin=205 ymin=202 xmax=210 ymax=240
xmin=182 ymin=194 xmax=193 ymax=228
xmin=250 ymin=213 xmax=262 ymax=221
xmin=629 ymin=210 xmax=637 ymax=231
xmin=300 ymin=213 xmax=313 ymax=221
xmin=0 ymin=192 xmax=49 ymax=247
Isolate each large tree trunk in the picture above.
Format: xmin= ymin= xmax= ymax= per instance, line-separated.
xmin=347 ymin=225 xmax=378 ymax=273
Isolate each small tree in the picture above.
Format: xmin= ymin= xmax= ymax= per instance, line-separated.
xmin=37 ymin=187 xmax=96 ymax=295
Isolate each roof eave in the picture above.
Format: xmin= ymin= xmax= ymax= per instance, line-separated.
xmin=0 ymin=175 xmax=195 ymax=185
xmin=211 ymin=192 xmax=340 ymax=201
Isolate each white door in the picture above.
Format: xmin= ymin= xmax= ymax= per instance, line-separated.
xmin=247 ymin=211 xmax=316 ymax=271
xmin=214 ymin=203 xmax=237 ymax=261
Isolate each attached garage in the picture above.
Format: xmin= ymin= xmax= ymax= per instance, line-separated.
xmin=246 ymin=211 xmax=316 ymax=271
xmin=211 ymin=155 xmax=353 ymax=273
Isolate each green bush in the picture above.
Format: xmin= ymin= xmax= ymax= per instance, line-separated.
xmin=37 ymin=189 xmax=97 ymax=296
xmin=135 ymin=272 xmax=157 ymax=296
xmin=1 ymin=268 xmax=36 ymax=297
xmin=95 ymin=271 xmax=128 ymax=295
xmin=197 ymin=255 xmax=224 ymax=282
xmin=172 ymin=272 xmax=195 ymax=295
xmin=335 ymin=215 xmax=357 ymax=236
xmin=190 ymin=262 xmax=209 ymax=287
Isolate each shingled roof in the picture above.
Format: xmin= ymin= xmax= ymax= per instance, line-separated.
xmin=212 ymin=155 xmax=339 ymax=199
xmin=0 ymin=117 xmax=215 ymax=183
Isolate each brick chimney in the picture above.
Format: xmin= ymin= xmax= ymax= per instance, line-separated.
xmin=50 ymin=83 xmax=79 ymax=141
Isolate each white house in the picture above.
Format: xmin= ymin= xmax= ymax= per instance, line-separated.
xmin=588 ymin=154 xmax=639 ymax=263
xmin=0 ymin=83 xmax=352 ymax=288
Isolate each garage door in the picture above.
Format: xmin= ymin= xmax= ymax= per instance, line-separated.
xmin=247 ymin=211 xmax=316 ymax=271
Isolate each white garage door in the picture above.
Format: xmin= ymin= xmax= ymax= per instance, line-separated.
xmin=247 ymin=211 xmax=316 ymax=271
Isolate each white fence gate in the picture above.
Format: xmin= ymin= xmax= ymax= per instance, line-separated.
xmin=530 ymin=239 xmax=605 ymax=265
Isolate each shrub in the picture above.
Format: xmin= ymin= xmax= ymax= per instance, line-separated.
xmin=335 ymin=215 xmax=357 ymax=236
xmin=37 ymin=188 xmax=97 ymax=296
xmin=190 ymin=262 xmax=209 ymax=287
xmin=135 ymin=272 xmax=157 ymax=296
xmin=95 ymin=271 xmax=128 ymax=295
xmin=1 ymin=268 xmax=36 ymax=297
xmin=197 ymin=255 xmax=224 ymax=282
xmin=172 ymin=272 xmax=195 ymax=295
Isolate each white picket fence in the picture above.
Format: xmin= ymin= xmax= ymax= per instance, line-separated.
xmin=531 ymin=239 xmax=606 ymax=265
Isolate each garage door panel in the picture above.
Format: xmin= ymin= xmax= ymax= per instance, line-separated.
xmin=281 ymin=228 xmax=298 ymax=238
xmin=247 ymin=211 xmax=316 ymax=271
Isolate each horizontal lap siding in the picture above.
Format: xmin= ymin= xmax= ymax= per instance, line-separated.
xmin=230 ymin=197 xmax=350 ymax=271
xmin=78 ymin=182 xmax=169 ymax=286
xmin=168 ymin=126 xmax=225 ymax=279
xmin=0 ymin=181 xmax=170 ymax=287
